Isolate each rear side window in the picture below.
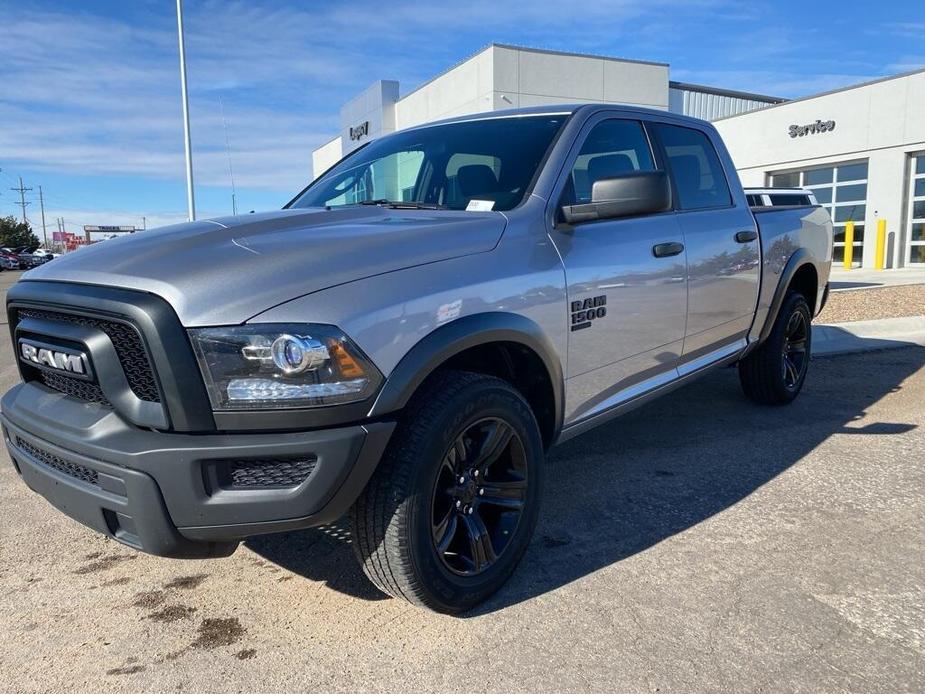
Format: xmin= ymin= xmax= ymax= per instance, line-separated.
xmin=768 ymin=193 xmax=811 ymax=206
xmin=746 ymin=194 xmax=764 ymax=206
xmin=564 ymin=119 xmax=655 ymax=205
xmin=654 ymin=124 xmax=731 ymax=210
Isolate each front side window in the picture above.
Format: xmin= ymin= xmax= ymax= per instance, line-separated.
xmin=563 ymin=119 xmax=655 ymax=205
xmin=654 ymin=124 xmax=732 ymax=210
xmin=291 ymin=115 xmax=568 ymax=211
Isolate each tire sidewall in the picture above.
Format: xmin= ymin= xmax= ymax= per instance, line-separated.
xmin=404 ymin=382 xmax=544 ymax=611
xmin=770 ymin=293 xmax=812 ymax=401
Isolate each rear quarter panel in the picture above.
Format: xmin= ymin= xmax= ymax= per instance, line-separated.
xmin=750 ymin=206 xmax=833 ymax=337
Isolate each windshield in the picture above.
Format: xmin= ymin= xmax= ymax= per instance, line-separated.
xmin=291 ymin=115 xmax=568 ymax=212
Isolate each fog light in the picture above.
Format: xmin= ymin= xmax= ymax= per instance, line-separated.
xmin=270 ymin=334 xmax=329 ymax=375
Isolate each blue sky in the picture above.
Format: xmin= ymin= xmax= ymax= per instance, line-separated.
xmin=1 ymin=0 xmax=922 ymax=234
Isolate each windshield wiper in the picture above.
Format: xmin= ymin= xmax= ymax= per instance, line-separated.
xmin=357 ymin=199 xmax=447 ymax=210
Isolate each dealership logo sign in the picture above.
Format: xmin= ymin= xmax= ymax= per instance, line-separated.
xmin=789 ymin=120 xmax=836 ymax=138
xmin=349 ymin=121 xmax=370 ymax=141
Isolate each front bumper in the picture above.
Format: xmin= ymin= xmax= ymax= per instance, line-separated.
xmin=1 ymin=382 xmax=394 ymax=558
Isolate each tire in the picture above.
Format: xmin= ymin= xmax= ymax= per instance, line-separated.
xmin=739 ymin=291 xmax=812 ymax=405
xmin=350 ymin=370 xmax=544 ymax=613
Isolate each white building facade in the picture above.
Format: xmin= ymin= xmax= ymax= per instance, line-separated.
xmin=309 ymin=47 xmax=925 ymax=269
xmin=714 ymin=69 xmax=925 ymax=268
xmin=312 ymin=44 xmax=780 ymax=177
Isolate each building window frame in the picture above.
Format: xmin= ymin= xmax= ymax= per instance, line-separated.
xmin=907 ymin=152 xmax=925 ymax=266
xmin=767 ymin=159 xmax=869 ymax=267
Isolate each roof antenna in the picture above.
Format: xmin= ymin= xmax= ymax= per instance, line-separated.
xmin=220 ymin=96 xmax=238 ymax=215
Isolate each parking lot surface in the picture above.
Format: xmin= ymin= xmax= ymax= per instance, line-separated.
xmin=1 ymin=269 xmax=923 ymax=693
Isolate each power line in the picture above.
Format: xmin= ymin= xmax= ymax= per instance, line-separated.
xmin=9 ymin=177 xmax=32 ymax=224
xmin=219 ymin=96 xmax=238 ymax=215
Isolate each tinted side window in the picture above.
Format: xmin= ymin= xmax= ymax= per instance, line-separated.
xmin=655 ymin=124 xmax=732 ymax=210
xmin=564 ymin=120 xmax=655 ymax=205
xmin=768 ymin=193 xmax=811 ymax=206
xmin=746 ymin=194 xmax=763 ymax=206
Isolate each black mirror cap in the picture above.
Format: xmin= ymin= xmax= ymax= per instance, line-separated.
xmin=561 ymin=171 xmax=671 ymax=225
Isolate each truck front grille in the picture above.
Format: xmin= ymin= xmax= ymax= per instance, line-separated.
xmin=17 ymin=308 xmax=161 ymax=403
xmin=40 ymin=371 xmax=110 ymax=406
xmin=15 ymin=436 xmax=100 ymax=487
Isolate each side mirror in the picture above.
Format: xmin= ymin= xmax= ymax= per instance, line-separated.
xmin=561 ymin=171 xmax=671 ymax=225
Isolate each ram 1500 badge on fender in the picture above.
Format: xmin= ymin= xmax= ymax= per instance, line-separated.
xmin=1 ymin=105 xmax=832 ymax=613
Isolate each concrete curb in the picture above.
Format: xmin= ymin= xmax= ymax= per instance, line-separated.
xmin=812 ymin=315 xmax=925 ymax=356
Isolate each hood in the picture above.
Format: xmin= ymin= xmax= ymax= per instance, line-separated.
xmin=25 ymin=207 xmax=506 ymax=326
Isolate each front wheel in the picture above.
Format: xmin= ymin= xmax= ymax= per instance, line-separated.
xmin=738 ymin=291 xmax=812 ymax=405
xmin=350 ymin=370 xmax=544 ymax=613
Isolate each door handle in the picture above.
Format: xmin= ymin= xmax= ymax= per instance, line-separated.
xmin=652 ymin=242 xmax=684 ymax=258
xmin=735 ymin=230 xmax=758 ymax=243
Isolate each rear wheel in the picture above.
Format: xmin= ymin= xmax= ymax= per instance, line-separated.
xmin=739 ymin=291 xmax=812 ymax=405
xmin=350 ymin=370 xmax=544 ymax=613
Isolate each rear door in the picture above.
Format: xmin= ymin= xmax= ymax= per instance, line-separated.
xmin=650 ymin=123 xmax=760 ymax=369
xmin=547 ymin=115 xmax=687 ymax=425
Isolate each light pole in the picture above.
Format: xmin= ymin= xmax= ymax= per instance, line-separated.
xmin=176 ymin=0 xmax=196 ymax=221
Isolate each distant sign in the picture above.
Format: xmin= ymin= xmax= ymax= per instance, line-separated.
xmin=788 ymin=120 xmax=835 ymax=138
xmin=349 ymin=121 xmax=370 ymax=141
xmin=83 ymin=225 xmax=136 ymax=232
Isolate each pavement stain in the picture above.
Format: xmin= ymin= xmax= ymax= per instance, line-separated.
xmin=146 ymin=604 xmax=197 ymax=623
xmin=235 ymin=648 xmax=257 ymax=660
xmin=132 ymin=589 xmax=167 ymax=609
xmin=192 ymin=617 xmax=246 ymax=650
xmin=100 ymin=577 xmax=132 ymax=587
xmin=163 ymin=574 xmax=209 ymax=590
xmin=542 ymin=532 xmax=572 ymax=548
xmin=106 ymin=664 xmax=146 ymax=676
xmin=73 ymin=553 xmax=137 ymax=575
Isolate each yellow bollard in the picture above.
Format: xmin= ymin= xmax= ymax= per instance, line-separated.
xmin=843 ymin=221 xmax=855 ymax=269
xmin=875 ymin=219 xmax=887 ymax=270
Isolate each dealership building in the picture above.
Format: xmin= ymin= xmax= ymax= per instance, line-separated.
xmin=312 ymin=44 xmax=925 ymax=268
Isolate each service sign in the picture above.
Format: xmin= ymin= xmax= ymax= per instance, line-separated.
xmin=788 ymin=120 xmax=835 ymax=138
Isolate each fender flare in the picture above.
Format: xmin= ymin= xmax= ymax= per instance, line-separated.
xmin=758 ymin=248 xmax=817 ymax=344
xmin=368 ymin=312 xmax=565 ymax=438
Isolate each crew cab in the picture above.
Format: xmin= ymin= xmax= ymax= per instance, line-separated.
xmin=2 ymin=105 xmax=832 ymax=613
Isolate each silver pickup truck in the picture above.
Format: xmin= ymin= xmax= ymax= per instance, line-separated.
xmin=2 ymin=105 xmax=832 ymax=613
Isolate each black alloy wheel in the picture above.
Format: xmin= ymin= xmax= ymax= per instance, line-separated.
xmin=738 ymin=290 xmax=813 ymax=405
xmin=350 ymin=370 xmax=544 ymax=613
xmin=430 ymin=417 xmax=528 ymax=576
xmin=782 ymin=309 xmax=809 ymax=389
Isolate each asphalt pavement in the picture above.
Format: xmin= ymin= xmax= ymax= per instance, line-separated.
xmin=1 ymin=269 xmax=923 ymax=693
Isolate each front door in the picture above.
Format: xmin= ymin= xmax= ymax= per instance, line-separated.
xmin=547 ymin=116 xmax=688 ymax=425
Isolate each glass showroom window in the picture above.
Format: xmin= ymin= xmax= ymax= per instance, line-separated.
xmin=908 ymin=154 xmax=925 ymax=265
xmin=769 ymin=161 xmax=868 ymax=266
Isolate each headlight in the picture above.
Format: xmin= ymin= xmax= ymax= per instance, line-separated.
xmin=189 ymin=324 xmax=382 ymax=410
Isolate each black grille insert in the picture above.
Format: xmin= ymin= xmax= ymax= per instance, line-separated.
xmin=40 ymin=371 xmax=110 ymax=406
xmin=15 ymin=436 xmax=99 ymax=487
xmin=17 ymin=308 xmax=161 ymax=403
xmin=217 ymin=457 xmax=318 ymax=489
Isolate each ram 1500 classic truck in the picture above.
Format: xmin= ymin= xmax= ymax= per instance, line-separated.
xmin=2 ymin=105 xmax=832 ymax=613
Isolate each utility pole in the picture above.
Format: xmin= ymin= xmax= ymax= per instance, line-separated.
xmin=9 ymin=177 xmax=32 ymax=224
xmin=176 ymin=0 xmax=196 ymax=221
xmin=38 ymin=186 xmax=48 ymax=247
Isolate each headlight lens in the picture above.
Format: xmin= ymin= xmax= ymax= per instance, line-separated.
xmin=189 ymin=324 xmax=382 ymax=410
